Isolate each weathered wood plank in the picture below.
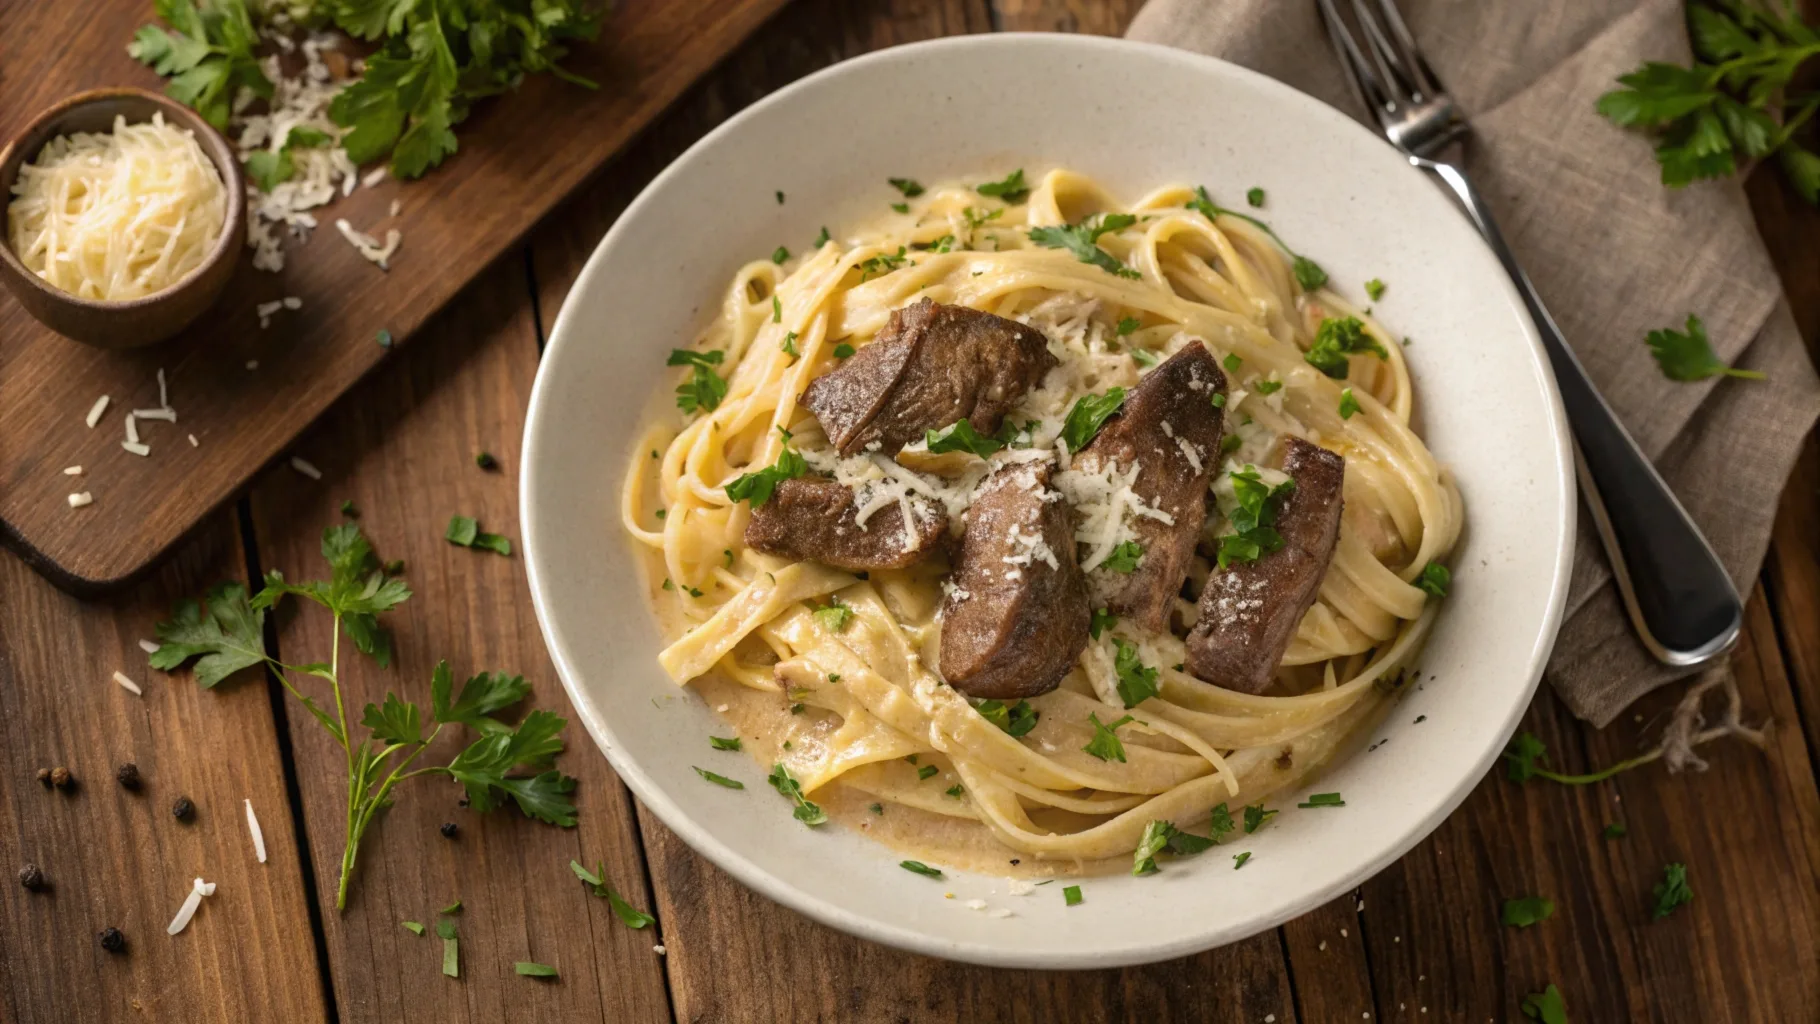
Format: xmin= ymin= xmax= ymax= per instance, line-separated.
xmin=244 ymin=254 xmax=671 ymax=1023
xmin=0 ymin=515 xmax=328 ymax=1024
xmin=991 ymin=0 xmax=1144 ymax=34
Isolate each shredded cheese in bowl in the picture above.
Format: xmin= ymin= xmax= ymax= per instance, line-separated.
xmin=5 ymin=112 xmax=227 ymax=302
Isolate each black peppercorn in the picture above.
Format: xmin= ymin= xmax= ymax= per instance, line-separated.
xmin=172 ymin=796 xmax=195 ymax=821
xmin=98 ymin=927 xmax=126 ymax=953
xmin=49 ymin=766 xmax=72 ymax=790
xmin=439 ymin=822 xmax=459 ymax=838
xmin=36 ymin=767 xmax=53 ymax=788
xmin=18 ymin=864 xmax=44 ymax=891
xmin=115 ymin=762 xmax=141 ymax=790
xmin=475 ymin=451 xmax=498 ymax=470
xmin=457 ymin=797 xmax=469 ymax=808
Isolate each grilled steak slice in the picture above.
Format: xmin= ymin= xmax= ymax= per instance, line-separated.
xmin=1074 ymin=342 xmax=1227 ymax=633
xmin=1185 ymin=438 xmax=1346 ymax=694
xmin=939 ymin=461 xmax=1089 ymax=699
xmin=744 ymin=477 xmax=947 ymax=572
xmin=801 ymin=298 xmax=1056 ymax=457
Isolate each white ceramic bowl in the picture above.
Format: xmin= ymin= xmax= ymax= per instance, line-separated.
xmin=523 ymin=34 xmax=1574 ymax=969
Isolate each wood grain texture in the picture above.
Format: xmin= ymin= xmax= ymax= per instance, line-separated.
xmin=0 ymin=515 xmax=327 ymax=1024
xmin=244 ymin=254 xmax=670 ymax=1023
xmin=0 ymin=0 xmax=787 ymax=594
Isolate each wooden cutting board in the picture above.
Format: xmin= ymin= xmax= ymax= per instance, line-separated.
xmin=0 ymin=0 xmax=787 ymax=593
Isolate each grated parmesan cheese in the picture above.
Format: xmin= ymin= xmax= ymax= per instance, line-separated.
xmin=290 ymin=456 xmax=322 ymax=480
xmin=238 ymin=34 xmax=360 ymax=273
xmin=85 ymin=395 xmax=110 ymax=428
xmin=1056 ymin=456 xmax=1171 ymax=571
xmin=6 ymin=113 xmax=227 ymax=300
xmin=244 ymin=799 xmax=267 ymax=864
xmin=68 ymin=492 xmax=93 ymax=508
xmin=124 ymin=413 xmax=139 ymax=445
xmin=122 ymin=441 xmax=151 ymax=457
xmin=188 ymin=433 xmax=199 ymax=447
xmin=333 ymin=218 xmax=401 ymax=269
xmin=138 ymin=639 xmax=160 ymax=654
xmin=134 ymin=407 xmax=177 ymax=422
xmin=166 ymin=877 xmax=217 ymax=935
xmin=63 ymin=465 xmax=82 ymax=475
xmin=112 ymin=670 xmax=142 ymax=695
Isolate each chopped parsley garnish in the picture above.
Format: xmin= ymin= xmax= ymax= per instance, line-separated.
xmin=781 ymin=332 xmax=799 ymax=360
xmin=1651 ymin=863 xmax=1693 ymax=919
xmin=1242 ymin=803 xmax=1276 ymax=834
xmin=944 ymin=784 xmax=964 ymax=799
xmin=401 ymin=920 xmax=425 ymax=935
xmin=1503 ymin=731 xmax=1654 ymax=786
xmin=976 ymin=698 xmax=1039 ymax=738
xmin=813 ymin=226 xmax=831 ymax=247
xmin=1246 ymin=187 xmax=1265 ymax=207
xmin=1028 ymin=213 xmax=1142 ymax=278
xmin=767 ymin=763 xmax=827 ymax=826
xmin=571 ymin=860 xmax=656 ymax=928
xmin=924 ymin=419 xmax=1005 ymax=458
xmin=869 ymin=802 xmax=884 ymax=815
xmin=1063 ymin=884 xmax=1085 ymax=906
xmin=340 ymin=499 xmax=359 ymax=518
xmin=1502 ymin=895 xmax=1555 ymax=927
xmin=857 ymin=246 xmax=910 ymax=281
xmin=1603 ymin=822 xmax=1628 ymax=839
xmin=1187 ymin=186 xmax=1327 ymax=289
xmin=723 ymin=549 xmax=734 ymax=568
xmin=900 ymin=860 xmax=944 ymax=878
xmin=1130 ymin=348 xmax=1159 ymax=368
xmin=1304 ymin=316 xmax=1388 ymax=379
xmin=919 ymin=234 xmax=955 ymax=253
xmin=976 ymin=169 xmax=1029 ymax=202
xmin=1297 ymin=792 xmax=1345 ymax=808
xmin=1112 ymin=639 xmax=1160 ymax=707
xmin=1100 ymin=540 xmax=1144 ymax=573
xmin=888 ymin=177 xmax=924 ymax=197
xmin=1645 ymin=314 xmax=1765 ymax=381
xmin=771 ymin=295 xmax=782 ymax=323
xmin=439 ymin=919 xmax=459 ymax=977
xmin=515 ymin=962 xmax=558 ymax=977
xmin=1210 ymin=393 xmax=1228 ymax=409
xmin=1222 ymin=352 xmax=1242 ymax=372
xmin=1132 ymin=820 xmax=1216 ymax=875
xmin=1416 ymin=561 xmax=1450 ymax=598
xmin=1252 ymin=378 xmax=1283 ymax=395
xmin=1116 ymin=315 xmax=1141 ymax=336
xmin=693 ymin=766 xmax=744 ymax=789
xmin=1338 ymin=387 xmax=1361 ymax=420
xmin=771 ymin=246 xmax=789 ymax=264
xmin=1519 ymin=984 xmax=1567 ymax=1024
xmin=445 ymin=516 xmax=511 ymax=556
xmin=917 ymin=764 xmax=938 ymax=781
xmin=1209 ymin=803 xmax=1235 ymax=841
xmin=812 ymin=598 xmax=853 ymax=632
xmin=776 ymin=190 xmax=785 ymax=205
xmin=1082 ymin=712 xmax=1134 ymax=762
xmin=724 ymin=446 xmax=807 ymax=507
xmin=709 ymin=736 xmax=741 ymax=751
xmin=440 ymin=900 xmax=462 ymax=915
xmin=1089 ymin=607 xmax=1117 ymax=640
xmin=1219 ymin=433 xmax=1243 ymax=456
xmin=1365 ymin=278 xmax=1386 ymax=301
xmin=668 ymin=348 xmax=729 ymax=414
xmin=832 ymin=342 xmax=856 ymax=359
xmin=963 ymin=206 xmax=1004 ymax=230
xmin=1233 ymin=851 xmax=1253 ymax=869
xmin=1217 ymin=466 xmax=1296 ymax=569
xmin=890 ymin=202 xmax=909 ymax=214
xmin=1059 ymin=387 xmax=1128 ymax=451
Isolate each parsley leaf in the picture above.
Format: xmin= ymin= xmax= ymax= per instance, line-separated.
xmin=1651 ymin=862 xmax=1693 ymax=919
xmin=693 ymin=766 xmax=744 ymax=789
xmin=1028 ymin=213 xmax=1142 ymax=278
xmin=1242 ymin=803 xmax=1277 ymax=834
xmin=1100 ymin=540 xmax=1144 ymax=574
xmin=976 ymin=169 xmax=1029 ymax=202
xmin=1502 ymin=731 xmax=1655 ymax=786
xmin=1246 ymin=187 xmax=1265 ymax=207
xmin=767 ymin=763 xmax=827 ymax=826
xmin=1064 ymin=885 xmax=1084 ymax=906
xmin=1132 ymin=820 xmax=1216 ymax=875
xmin=128 ymin=0 xmax=271 ymax=130
xmin=1252 ymin=378 xmax=1283 ymax=396
xmin=1217 ymin=467 xmax=1295 ymax=569
xmin=917 ymin=764 xmax=938 ymax=780
xmin=1116 ymin=315 xmax=1141 ymax=336
xmin=725 ymin=446 xmax=808 ymax=507
xmin=150 ymin=582 xmax=268 ymax=688
xmin=1089 ymin=607 xmax=1118 ymax=640
xmin=1645 ymin=315 xmax=1765 ymax=381
xmin=772 ymin=246 xmax=790 ymax=264
xmin=833 ymin=343 xmax=856 ymax=359
xmin=515 ymin=962 xmax=558 ymax=978
xmin=668 ymin=349 xmax=729 ymax=414
xmin=857 ymin=246 xmax=910 ymax=281
xmin=1187 ymin=187 xmax=1328 ymax=288
xmin=1519 ymin=984 xmax=1568 ymax=1024
xmin=1082 ymin=712 xmax=1135 ymax=762
xmin=814 ymin=226 xmax=831 ymax=247
xmin=976 ymin=698 xmax=1040 ymax=738
xmin=812 ymin=598 xmax=853 ymax=633
xmin=924 ymin=419 xmax=1005 ymax=458
xmin=1416 ymin=562 xmax=1450 ymax=598
xmin=1233 ymin=851 xmax=1252 ymax=870
xmin=570 ymin=860 xmax=656 ymax=928
xmin=945 ymin=782 xmax=965 ymax=799
xmin=1502 ymin=895 xmax=1555 ymax=927
xmin=710 ymin=736 xmax=742 ymax=752
xmin=900 ymin=860 xmax=944 ymax=878
xmin=439 ymin=918 xmax=459 ymax=977
xmin=244 ymin=149 xmax=294 ymax=192
xmin=1365 ymin=278 xmax=1386 ymax=302
xmin=1209 ymin=803 xmax=1235 ymax=841
xmin=1297 ymin=792 xmax=1345 ymax=808
xmin=1338 ymin=387 xmax=1361 ymax=420
xmin=1059 ymin=387 xmax=1128 ymax=451
xmin=1112 ymin=640 xmax=1160 ymax=708
xmin=888 ymin=177 xmax=925 ymax=197
xmin=1305 ymin=316 xmax=1389 ymax=379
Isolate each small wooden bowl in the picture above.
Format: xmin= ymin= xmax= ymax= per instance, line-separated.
xmin=0 ymin=88 xmax=245 ymax=350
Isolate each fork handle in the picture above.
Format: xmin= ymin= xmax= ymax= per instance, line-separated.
xmin=1417 ymin=158 xmax=1742 ymax=666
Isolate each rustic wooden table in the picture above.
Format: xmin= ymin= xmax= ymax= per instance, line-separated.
xmin=3 ymin=2 xmax=1816 ymax=1021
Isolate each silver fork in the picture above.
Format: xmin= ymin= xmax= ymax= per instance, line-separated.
xmin=1318 ymin=0 xmax=1742 ymax=668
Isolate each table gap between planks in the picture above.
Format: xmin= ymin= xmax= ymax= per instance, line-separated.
xmin=2 ymin=1 xmax=1817 ymax=1021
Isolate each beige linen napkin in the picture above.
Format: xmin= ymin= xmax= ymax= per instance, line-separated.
xmin=1129 ymin=0 xmax=1820 ymax=726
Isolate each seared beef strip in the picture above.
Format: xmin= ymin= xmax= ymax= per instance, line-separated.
xmin=744 ymin=477 xmax=947 ymax=572
xmin=1185 ymin=438 xmax=1345 ymax=694
xmin=939 ymin=461 xmax=1090 ymax=699
xmin=800 ymin=298 xmax=1056 ymax=457
xmin=1074 ymin=342 xmax=1227 ymax=632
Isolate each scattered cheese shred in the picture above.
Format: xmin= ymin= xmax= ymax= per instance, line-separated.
xmin=166 ymin=877 xmax=217 ymax=935
xmin=138 ymin=639 xmax=161 ymax=654
xmin=112 ymin=670 xmax=142 ymax=695
xmin=290 ymin=456 xmax=322 ymax=480
xmin=333 ymin=218 xmax=402 ymax=269
xmin=6 ymin=113 xmax=227 ymax=301
xmin=125 ymin=413 xmax=140 ymax=445
xmin=244 ymin=798 xmax=267 ymax=864
xmin=134 ymin=407 xmax=177 ymax=422
xmin=68 ymin=492 xmax=93 ymax=509
xmin=85 ymin=395 xmax=110 ymax=428
xmin=122 ymin=441 xmax=151 ymax=457
xmin=63 ymin=465 xmax=82 ymax=475
xmin=188 ymin=433 xmax=200 ymax=447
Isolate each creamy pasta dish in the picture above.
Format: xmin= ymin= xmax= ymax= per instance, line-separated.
xmin=622 ymin=169 xmax=1460 ymax=876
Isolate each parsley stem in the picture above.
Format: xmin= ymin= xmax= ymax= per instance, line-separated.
xmin=1534 ymin=750 xmax=1659 ymax=786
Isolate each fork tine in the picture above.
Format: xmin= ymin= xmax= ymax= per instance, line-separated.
xmin=1347 ymin=0 xmax=1413 ymax=107
xmin=1316 ymin=0 xmax=1394 ymax=118
xmin=1357 ymin=0 xmax=1447 ymax=104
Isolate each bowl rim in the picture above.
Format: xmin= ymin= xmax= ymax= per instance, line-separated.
xmin=0 ymin=86 xmax=246 ymax=311
xmin=522 ymin=32 xmax=1577 ymax=967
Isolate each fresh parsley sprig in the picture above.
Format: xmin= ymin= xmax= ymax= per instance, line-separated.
xmin=976 ymin=698 xmax=1040 ymax=738
xmin=668 ymin=349 xmax=728 ymax=415
xmin=1059 ymin=387 xmax=1128 ymax=452
xmin=1028 ymin=214 xmax=1143 ymax=279
xmin=1597 ymin=2 xmax=1820 ymax=203
xmin=128 ymin=0 xmax=271 ymax=131
xmin=1111 ymin=639 xmax=1160 ymax=708
xmin=152 ymin=525 xmax=578 ymax=911
xmin=1132 ymin=819 xmax=1217 ymax=875
xmin=1187 ymin=187 xmax=1329 ymax=290
xmin=1217 ymin=467 xmax=1296 ymax=569
xmin=1503 ymin=731 xmax=1657 ymax=786
xmin=1645 ymin=314 xmax=1766 ymax=381
xmin=976 ymin=169 xmax=1030 ymax=203
xmin=1305 ymin=316 xmax=1389 ymax=380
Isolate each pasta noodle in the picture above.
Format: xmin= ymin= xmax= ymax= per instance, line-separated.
xmin=622 ymin=170 xmax=1462 ymax=875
